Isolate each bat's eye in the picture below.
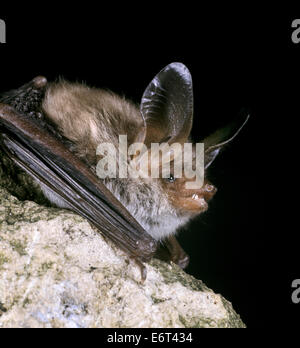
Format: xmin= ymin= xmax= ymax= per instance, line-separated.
xmin=166 ymin=174 xmax=176 ymax=183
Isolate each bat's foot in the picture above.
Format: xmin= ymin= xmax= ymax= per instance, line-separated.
xmin=130 ymin=257 xmax=147 ymax=283
xmin=155 ymin=235 xmax=190 ymax=270
xmin=171 ymin=251 xmax=190 ymax=270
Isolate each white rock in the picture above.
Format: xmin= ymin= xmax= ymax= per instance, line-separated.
xmin=0 ymin=187 xmax=245 ymax=328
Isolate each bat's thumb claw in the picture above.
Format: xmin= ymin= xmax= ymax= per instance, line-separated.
xmin=33 ymin=76 xmax=47 ymax=88
xmin=130 ymin=257 xmax=147 ymax=283
xmin=140 ymin=264 xmax=147 ymax=284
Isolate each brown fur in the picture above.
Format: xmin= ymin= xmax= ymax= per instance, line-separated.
xmin=43 ymin=80 xmax=143 ymax=166
xmin=41 ymin=80 xmax=216 ymax=241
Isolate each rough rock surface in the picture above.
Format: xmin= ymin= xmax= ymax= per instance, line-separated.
xmin=0 ymin=153 xmax=245 ymax=328
xmin=0 ymin=186 xmax=245 ymax=328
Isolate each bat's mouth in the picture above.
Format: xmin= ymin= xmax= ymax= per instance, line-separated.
xmin=193 ymin=193 xmax=208 ymax=203
xmin=190 ymin=194 xmax=209 ymax=211
xmin=181 ymin=184 xmax=217 ymax=213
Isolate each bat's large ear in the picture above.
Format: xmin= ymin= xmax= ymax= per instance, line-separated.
xmin=140 ymin=62 xmax=194 ymax=147
xmin=204 ymin=113 xmax=250 ymax=169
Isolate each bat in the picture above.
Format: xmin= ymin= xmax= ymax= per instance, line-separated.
xmin=0 ymin=63 xmax=249 ymax=280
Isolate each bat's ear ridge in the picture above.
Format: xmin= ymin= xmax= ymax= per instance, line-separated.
xmin=32 ymin=76 xmax=47 ymax=88
xmin=204 ymin=113 xmax=250 ymax=169
xmin=140 ymin=62 xmax=194 ymax=147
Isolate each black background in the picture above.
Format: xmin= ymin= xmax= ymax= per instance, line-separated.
xmin=0 ymin=7 xmax=297 ymax=328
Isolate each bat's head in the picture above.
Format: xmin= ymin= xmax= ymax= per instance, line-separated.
xmin=159 ymin=166 xmax=218 ymax=216
xmin=129 ymin=63 xmax=249 ymax=220
xmin=93 ymin=63 xmax=250 ymax=240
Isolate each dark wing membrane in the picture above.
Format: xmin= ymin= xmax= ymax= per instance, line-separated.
xmin=0 ymin=103 xmax=157 ymax=261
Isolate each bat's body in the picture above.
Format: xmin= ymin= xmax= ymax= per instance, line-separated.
xmin=0 ymin=63 xmax=249 ymax=278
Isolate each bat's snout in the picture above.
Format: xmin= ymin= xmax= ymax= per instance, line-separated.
xmin=186 ymin=182 xmax=217 ymax=212
xmin=167 ymin=178 xmax=217 ymax=214
xmin=201 ymin=183 xmax=217 ymax=202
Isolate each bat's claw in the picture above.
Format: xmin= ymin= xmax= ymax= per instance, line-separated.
xmin=155 ymin=236 xmax=190 ymax=269
xmin=131 ymin=257 xmax=147 ymax=283
xmin=33 ymin=76 xmax=47 ymax=88
xmin=172 ymin=252 xmax=190 ymax=270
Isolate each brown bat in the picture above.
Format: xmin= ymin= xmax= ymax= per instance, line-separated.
xmin=0 ymin=63 xmax=249 ymax=280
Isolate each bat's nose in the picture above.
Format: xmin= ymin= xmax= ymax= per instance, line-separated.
xmin=203 ymin=183 xmax=217 ymax=201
